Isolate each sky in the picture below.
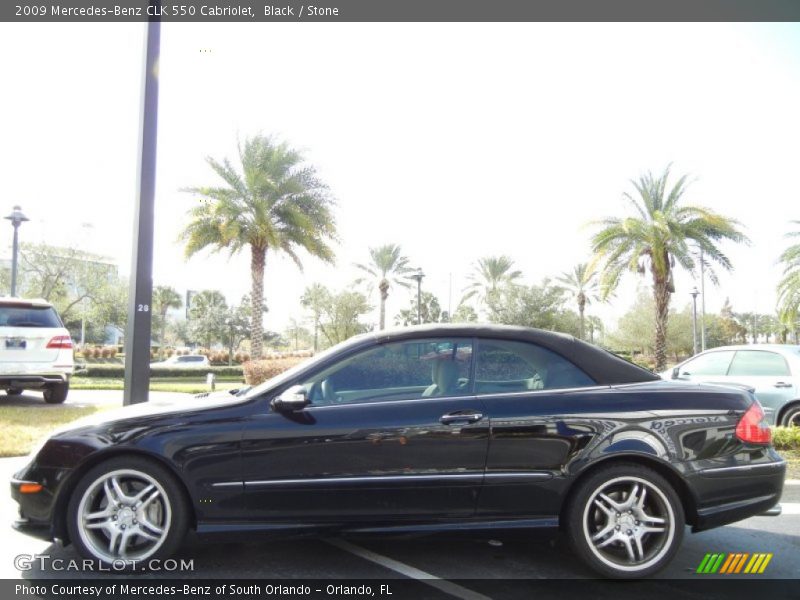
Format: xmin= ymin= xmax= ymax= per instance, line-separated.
xmin=1 ymin=22 xmax=800 ymax=334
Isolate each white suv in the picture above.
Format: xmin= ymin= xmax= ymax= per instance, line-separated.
xmin=0 ymin=298 xmax=74 ymax=403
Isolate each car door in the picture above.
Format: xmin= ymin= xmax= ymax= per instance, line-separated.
xmin=725 ymin=350 xmax=795 ymax=424
xmin=472 ymin=338 xmax=601 ymax=519
xmin=239 ymin=337 xmax=490 ymax=521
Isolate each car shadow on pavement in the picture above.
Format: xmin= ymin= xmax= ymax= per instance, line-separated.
xmin=14 ymin=524 xmax=800 ymax=581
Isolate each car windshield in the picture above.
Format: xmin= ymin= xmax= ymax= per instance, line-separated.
xmin=0 ymin=305 xmax=62 ymax=328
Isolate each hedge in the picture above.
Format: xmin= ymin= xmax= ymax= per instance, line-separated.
xmin=77 ymin=364 xmax=245 ymax=378
xmin=773 ymin=427 xmax=800 ymax=451
xmin=243 ymin=358 xmax=306 ymax=386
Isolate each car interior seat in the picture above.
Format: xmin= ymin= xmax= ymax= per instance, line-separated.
xmin=423 ymin=360 xmax=460 ymax=397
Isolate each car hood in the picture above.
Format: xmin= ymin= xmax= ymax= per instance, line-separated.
xmin=52 ymin=390 xmax=248 ymax=435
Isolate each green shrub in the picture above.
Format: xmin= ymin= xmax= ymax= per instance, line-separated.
xmin=772 ymin=426 xmax=800 ymax=451
xmin=81 ymin=364 xmax=244 ymax=378
xmin=243 ymin=358 xmax=305 ymax=386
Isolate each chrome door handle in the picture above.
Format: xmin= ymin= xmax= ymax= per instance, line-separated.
xmin=774 ymin=382 xmax=793 ymax=388
xmin=440 ymin=412 xmax=484 ymax=425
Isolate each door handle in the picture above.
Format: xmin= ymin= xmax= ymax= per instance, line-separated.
xmin=440 ymin=411 xmax=484 ymax=425
xmin=774 ymin=382 xmax=793 ymax=388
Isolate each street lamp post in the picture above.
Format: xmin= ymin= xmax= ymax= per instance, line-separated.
xmin=409 ymin=268 xmax=425 ymax=325
xmin=226 ymin=317 xmax=234 ymax=366
xmin=4 ymin=205 xmax=29 ymax=297
xmin=699 ymin=246 xmax=706 ymax=351
xmin=690 ymin=286 xmax=700 ymax=356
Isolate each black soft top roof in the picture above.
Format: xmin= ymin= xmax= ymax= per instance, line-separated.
xmin=352 ymin=323 xmax=658 ymax=386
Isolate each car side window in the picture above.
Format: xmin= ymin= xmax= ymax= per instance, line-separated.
xmin=728 ymin=351 xmax=790 ymax=377
xmin=474 ymin=339 xmax=595 ymax=394
xmin=302 ymin=339 xmax=474 ymax=406
xmin=679 ymin=351 xmax=735 ymax=377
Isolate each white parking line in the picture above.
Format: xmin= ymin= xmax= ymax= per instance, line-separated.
xmin=326 ymin=539 xmax=492 ymax=600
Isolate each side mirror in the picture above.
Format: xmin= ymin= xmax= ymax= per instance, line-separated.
xmin=271 ymin=384 xmax=309 ymax=412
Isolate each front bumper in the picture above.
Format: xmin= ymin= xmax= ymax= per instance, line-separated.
xmin=10 ymin=463 xmax=67 ymax=543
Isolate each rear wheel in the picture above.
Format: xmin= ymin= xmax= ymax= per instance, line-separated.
xmin=565 ymin=463 xmax=684 ymax=578
xmin=66 ymin=456 xmax=188 ymax=569
xmin=6 ymin=388 xmax=23 ymax=396
xmin=781 ymin=405 xmax=800 ymax=427
xmin=43 ymin=382 xmax=68 ymax=404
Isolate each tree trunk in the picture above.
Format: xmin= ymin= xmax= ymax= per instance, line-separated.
xmin=378 ymin=279 xmax=389 ymax=330
xmin=652 ymin=277 xmax=671 ymax=372
xmin=578 ymin=293 xmax=586 ymax=340
xmin=250 ymin=245 xmax=266 ymax=359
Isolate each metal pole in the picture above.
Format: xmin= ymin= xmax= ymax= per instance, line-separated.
xmin=691 ymin=292 xmax=698 ymax=355
xmin=10 ymin=222 xmax=19 ymax=297
xmin=416 ymin=278 xmax=422 ymax=325
xmin=123 ymin=8 xmax=160 ymax=406
xmin=228 ymin=323 xmax=234 ymax=366
xmin=699 ymin=247 xmax=706 ymax=351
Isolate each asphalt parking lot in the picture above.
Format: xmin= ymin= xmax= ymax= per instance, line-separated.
xmin=3 ymin=392 xmax=799 ymax=597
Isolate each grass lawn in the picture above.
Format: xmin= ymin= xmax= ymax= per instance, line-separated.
xmin=0 ymin=405 xmax=109 ymax=457
xmin=71 ymin=376 xmax=244 ymax=394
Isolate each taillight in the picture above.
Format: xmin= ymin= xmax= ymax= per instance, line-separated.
xmin=46 ymin=335 xmax=73 ymax=349
xmin=735 ymin=402 xmax=771 ymax=444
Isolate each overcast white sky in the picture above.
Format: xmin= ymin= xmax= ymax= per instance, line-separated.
xmin=1 ymin=22 xmax=799 ymax=333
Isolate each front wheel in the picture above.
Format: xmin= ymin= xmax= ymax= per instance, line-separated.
xmin=565 ymin=463 xmax=684 ymax=578
xmin=43 ymin=382 xmax=69 ymax=404
xmin=66 ymin=457 xmax=188 ymax=569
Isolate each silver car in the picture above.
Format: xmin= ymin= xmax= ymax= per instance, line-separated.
xmin=660 ymin=344 xmax=800 ymax=426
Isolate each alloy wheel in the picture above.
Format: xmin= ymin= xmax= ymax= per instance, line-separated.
xmin=582 ymin=475 xmax=675 ymax=573
xmin=76 ymin=469 xmax=172 ymax=563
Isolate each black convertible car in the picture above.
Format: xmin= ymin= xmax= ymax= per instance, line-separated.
xmin=11 ymin=324 xmax=785 ymax=578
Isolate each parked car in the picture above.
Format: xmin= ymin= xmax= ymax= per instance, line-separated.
xmin=0 ymin=297 xmax=73 ymax=403
xmin=150 ymin=354 xmax=210 ymax=369
xmin=659 ymin=344 xmax=800 ymax=426
xmin=12 ymin=324 xmax=784 ymax=578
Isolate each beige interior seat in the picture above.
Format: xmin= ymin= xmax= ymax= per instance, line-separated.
xmin=422 ymin=360 xmax=460 ymax=397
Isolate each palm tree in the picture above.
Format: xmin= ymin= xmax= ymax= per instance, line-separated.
xmin=556 ymin=263 xmax=599 ymax=340
xmin=152 ymin=285 xmax=182 ymax=353
xmin=181 ymin=135 xmax=337 ymax=358
xmin=355 ymin=244 xmax=413 ymax=330
xmin=590 ymin=166 xmax=748 ymax=371
xmin=301 ymin=283 xmax=330 ymax=352
xmin=778 ymin=221 xmax=800 ymax=340
xmin=462 ymin=255 xmax=522 ymax=307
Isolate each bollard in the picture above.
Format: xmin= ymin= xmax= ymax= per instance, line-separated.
xmin=206 ymin=372 xmax=215 ymax=392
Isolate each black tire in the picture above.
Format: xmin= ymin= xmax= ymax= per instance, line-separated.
xmin=564 ymin=463 xmax=684 ymax=579
xmin=6 ymin=388 xmax=23 ymax=396
xmin=43 ymin=382 xmax=68 ymax=404
xmin=780 ymin=404 xmax=800 ymax=427
xmin=66 ymin=456 xmax=189 ymax=570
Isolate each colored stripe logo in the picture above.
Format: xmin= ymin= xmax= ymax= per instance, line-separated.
xmin=696 ymin=553 xmax=773 ymax=574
